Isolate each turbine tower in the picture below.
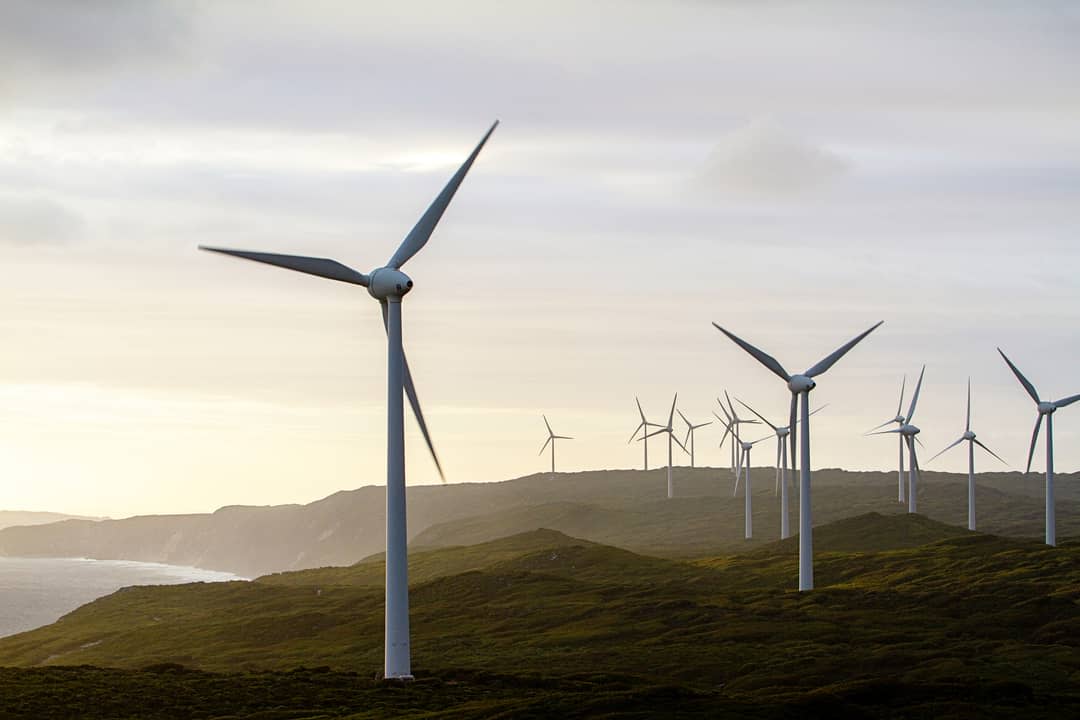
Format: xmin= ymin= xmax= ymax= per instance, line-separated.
xmin=539 ymin=415 xmax=573 ymax=480
xmin=872 ymin=366 xmax=926 ymax=514
xmin=927 ymin=379 xmax=1005 ymax=531
xmin=678 ymin=410 xmax=712 ymax=468
xmin=738 ymin=399 xmax=824 ymax=540
xmin=200 ymin=121 xmax=498 ymax=680
xmin=641 ymin=393 xmax=687 ymax=498
xmin=629 ymin=397 xmax=664 ymax=471
xmin=713 ymin=320 xmax=882 ymax=591
xmin=998 ymin=348 xmax=1080 ymax=546
xmin=866 ymin=375 xmax=908 ymax=503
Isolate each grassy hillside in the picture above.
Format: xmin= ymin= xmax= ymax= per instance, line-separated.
xmin=0 ymin=514 xmax=1077 ymax=719
xmin=0 ymin=467 xmax=1076 ymax=577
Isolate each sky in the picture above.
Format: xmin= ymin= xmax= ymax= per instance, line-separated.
xmin=1 ymin=0 xmax=1078 ymax=518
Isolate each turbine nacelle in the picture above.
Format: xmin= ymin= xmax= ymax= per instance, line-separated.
xmin=962 ymin=430 xmax=976 ymax=441
xmin=777 ymin=427 xmax=791 ymax=438
xmin=900 ymin=423 xmax=920 ymax=436
xmin=740 ymin=440 xmax=753 ymax=450
xmin=788 ymin=375 xmax=815 ymax=393
xmin=367 ymin=267 xmax=414 ymax=300
xmin=1038 ymin=401 xmax=1057 ymax=415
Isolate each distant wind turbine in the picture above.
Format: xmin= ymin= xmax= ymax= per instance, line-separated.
xmin=642 ymin=393 xmax=688 ymax=498
xmin=713 ymin=404 xmax=737 ymax=475
xmin=629 ymin=397 xmax=665 ymax=471
xmin=998 ymin=348 xmax=1080 ymax=547
xmin=871 ymin=366 xmax=926 ymax=514
xmin=733 ymin=433 xmax=771 ymax=539
xmin=538 ymin=415 xmax=573 ymax=480
xmin=866 ymin=375 xmax=908 ymax=504
xmin=200 ymin=121 xmax=498 ymax=680
xmin=927 ymin=379 xmax=1005 ymax=531
xmin=677 ymin=410 xmax=712 ymax=468
xmin=738 ymin=399 xmax=825 ymax=540
xmin=721 ymin=391 xmax=759 ymax=482
xmin=713 ymin=320 xmax=883 ymax=591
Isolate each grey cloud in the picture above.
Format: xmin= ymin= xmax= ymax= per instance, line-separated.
xmin=694 ymin=120 xmax=849 ymax=197
xmin=0 ymin=194 xmax=84 ymax=245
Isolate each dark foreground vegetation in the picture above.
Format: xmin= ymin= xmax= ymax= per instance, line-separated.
xmin=0 ymin=512 xmax=1077 ymax=717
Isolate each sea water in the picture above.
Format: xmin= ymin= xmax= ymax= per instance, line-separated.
xmin=0 ymin=557 xmax=243 ymax=637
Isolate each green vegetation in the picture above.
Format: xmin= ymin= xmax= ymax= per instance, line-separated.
xmin=0 ymin=514 xmax=1077 ymax=717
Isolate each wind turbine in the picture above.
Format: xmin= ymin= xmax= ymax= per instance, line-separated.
xmin=866 ymin=375 xmax=908 ymax=504
xmin=713 ymin=320 xmax=882 ymax=591
xmin=998 ymin=348 xmax=1080 ymax=547
xmin=677 ymin=410 xmax=712 ymax=468
xmin=927 ymin=379 xmax=1005 ymax=531
xmin=721 ymin=391 xmax=759 ymax=482
xmin=871 ymin=366 xmax=926 ymax=514
xmin=733 ymin=433 xmax=771 ymax=539
xmin=713 ymin=404 xmax=737 ymax=475
xmin=641 ymin=393 xmax=687 ymax=498
xmin=200 ymin=121 xmax=498 ymax=680
xmin=539 ymin=415 xmax=573 ymax=479
xmin=629 ymin=397 xmax=664 ymax=471
xmin=737 ymin=399 xmax=825 ymax=540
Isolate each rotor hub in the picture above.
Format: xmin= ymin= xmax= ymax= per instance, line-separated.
xmin=788 ymin=375 xmax=815 ymax=393
xmin=900 ymin=423 xmax=920 ymax=435
xmin=777 ymin=427 xmax=790 ymax=438
xmin=963 ymin=430 xmax=976 ymax=441
xmin=367 ymin=267 xmax=414 ymax=300
xmin=741 ymin=441 xmax=753 ymax=450
xmin=1038 ymin=401 xmax=1056 ymax=415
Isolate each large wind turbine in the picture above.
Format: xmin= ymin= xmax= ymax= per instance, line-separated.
xmin=738 ymin=399 xmax=824 ymax=540
xmin=866 ymin=375 xmax=908 ymax=504
xmin=872 ymin=366 xmax=926 ymax=514
xmin=927 ymin=379 xmax=1005 ymax=531
xmin=539 ymin=415 xmax=573 ymax=479
xmin=642 ymin=393 xmax=687 ymax=498
xmin=629 ymin=397 xmax=664 ymax=471
xmin=678 ymin=410 xmax=712 ymax=468
xmin=998 ymin=348 xmax=1080 ymax=547
xmin=200 ymin=122 xmax=498 ymax=680
xmin=713 ymin=321 xmax=882 ymax=591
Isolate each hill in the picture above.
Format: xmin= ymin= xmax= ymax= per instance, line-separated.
xmin=0 ymin=467 xmax=1076 ymax=576
xmin=0 ymin=510 xmax=104 ymax=531
xmin=0 ymin=514 xmax=1077 ymax=717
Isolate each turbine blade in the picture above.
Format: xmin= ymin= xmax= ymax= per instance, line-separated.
xmin=717 ymin=420 xmax=732 ymax=448
xmin=673 ymin=434 xmax=689 ymax=454
xmin=1053 ymin=393 xmax=1080 ymax=410
xmin=906 ymin=365 xmax=926 ymax=424
xmin=677 ymin=409 xmax=692 ymax=428
xmin=724 ymin=390 xmax=738 ymax=421
xmin=868 ymin=428 xmax=903 ymax=435
xmin=804 ymin=321 xmax=884 ymax=378
xmin=543 ymin=414 xmax=553 ymax=436
xmin=199 ymin=247 xmax=369 ymax=286
xmin=628 ymin=421 xmax=645 ymax=444
xmin=386 ymin=121 xmax=499 ymax=269
xmin=554 ymin=435 xmax=574 ymax=440
xmin=539 ymin=436 xmax=551 ymax=455
xmin=712 ymin=324 xmax=791 ymax=382
xmin=736 ymin=398 xmax=778 ymax=432
xmin=896 ymin=374 xmax=907 ymax=418
xmin=380 ymin=301 xmax=445 ymax=482
xmin=668 ymin=393 xmax=678 ymax=427
xmin=636 ymin=396 xmax=647 ymax=423
xmin=642 ymin=428 xmax=669 ymax=440
xmin=927 ymin=437 xmax=965 ymax=464
xmin=865 ymin=418 xmax=896 ymax=434
xmin=998 ymin=348 xmax=1040 ymax=405
xmin=915 ymin=436 xmax=926 ymax=449
xmin=715 ymin=401 xmax=732 ymax=423
xmin=973 ymin=438 xmax=1007 ymax=465
xmin=1025 ymin=414 xmax=1043 ymax=474
xmin=966 ymin=378 xmax=972 ymax=433
xmin=808 ymin=404 xmax=828 ymax=418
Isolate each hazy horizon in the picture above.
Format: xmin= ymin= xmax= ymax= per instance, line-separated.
xmin=2 ymin=1 xmax=1079 ymax=517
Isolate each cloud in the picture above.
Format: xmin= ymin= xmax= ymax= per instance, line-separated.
xmin=0 ymin=0 xmax=193 ymax=96
xmin=0 ymin=194 xmax=83 ymax=245
xmin=695 ymin=119 xmax=850 ymax=197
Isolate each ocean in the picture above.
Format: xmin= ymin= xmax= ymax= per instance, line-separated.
xmin=0 ymin=557 xmax=243 ymax=638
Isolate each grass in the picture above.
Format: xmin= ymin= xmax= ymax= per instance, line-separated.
xmin=0 ymin=513 xmax=1077 ymax=717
